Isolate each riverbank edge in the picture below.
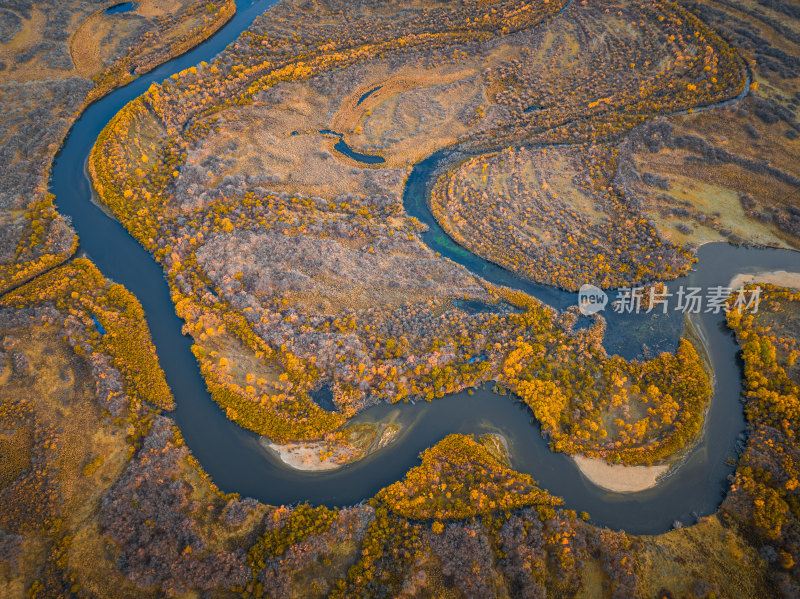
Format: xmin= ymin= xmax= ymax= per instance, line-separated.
xmin=729 ymin=270 xmax=800 ymax=291
xmin=571 ymin=311 xmax=716 ymax=493
xmin=260 ymin=419 xmax=402 ymax=471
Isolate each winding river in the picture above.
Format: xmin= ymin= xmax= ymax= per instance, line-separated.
xmin=47 ymin=0 xmax=800 ymax=535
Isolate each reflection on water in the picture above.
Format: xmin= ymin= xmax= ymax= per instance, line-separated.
xmin=310 ymin=386 xmax=338 ymax=412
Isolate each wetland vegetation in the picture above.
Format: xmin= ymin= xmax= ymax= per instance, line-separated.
xmin=2 ymin=0 xmax=800 ymax=597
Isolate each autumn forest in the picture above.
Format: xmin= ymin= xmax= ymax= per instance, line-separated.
xmin=1 ymin=0 xmax=800 ymax=597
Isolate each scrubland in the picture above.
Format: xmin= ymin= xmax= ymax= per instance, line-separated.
xmin=2 ymin=0 xmax=800 ymax=596
xmin=0 ymin=0 xmax=234 ymax=296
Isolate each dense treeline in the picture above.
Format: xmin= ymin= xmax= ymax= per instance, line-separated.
xmin=327 ymin=503 xmax=423 ymax=599
xmin=724 ymin=285 xmax=800 ymax=594
xmin=193 ymin=345 xmax=345 ymax=442
xmin=507 ymin=337 xmax=712 ymax=465
xmin=0 ymin=258 xmax=174 ymax=411
xmin=377 ymin=433 xmax=560 ymax=520
xmin=0 ymin=194 xmax=77 ymax=294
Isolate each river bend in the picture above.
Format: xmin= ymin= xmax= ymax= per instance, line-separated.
xmin=46 ymin=0 xmax=800 ymax=534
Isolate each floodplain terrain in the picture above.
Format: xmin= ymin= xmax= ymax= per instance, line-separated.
xmin=1 ymin=0 xmax=800 ymax=596
xmin=0 ymin=0 xmax=234 ymax=295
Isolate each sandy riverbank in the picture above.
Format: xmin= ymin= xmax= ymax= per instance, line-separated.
xmin=261 ymin=439 xmax=344 ymax=471
xmin=729 ymin=270 xmax=800 ymax=291
xmin=262 ymin=421 xmax=401 ymax=471
xmin=572 ymin=456 xmax=669 ymax=493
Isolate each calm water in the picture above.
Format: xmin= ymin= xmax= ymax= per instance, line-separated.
xmin=319 ymin=129 xmax=385 ymax=164
xmin=357 ymin=86 xmax=382 ymax=106
xmin=104 ymin=2 xmax=137 ymax=14
xmin=48 ymin=0 xmax=800 ymax=534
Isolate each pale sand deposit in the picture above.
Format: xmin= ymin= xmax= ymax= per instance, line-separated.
xmin=262 ymin=423 xmax=401 ymax=471
xmin=262 ymin=439 xmax=344 ymax=471
xmin=729 ymin=270 xmax=800 ymax=291
xmin=572 ymin=456 xmax=670 ymax=493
